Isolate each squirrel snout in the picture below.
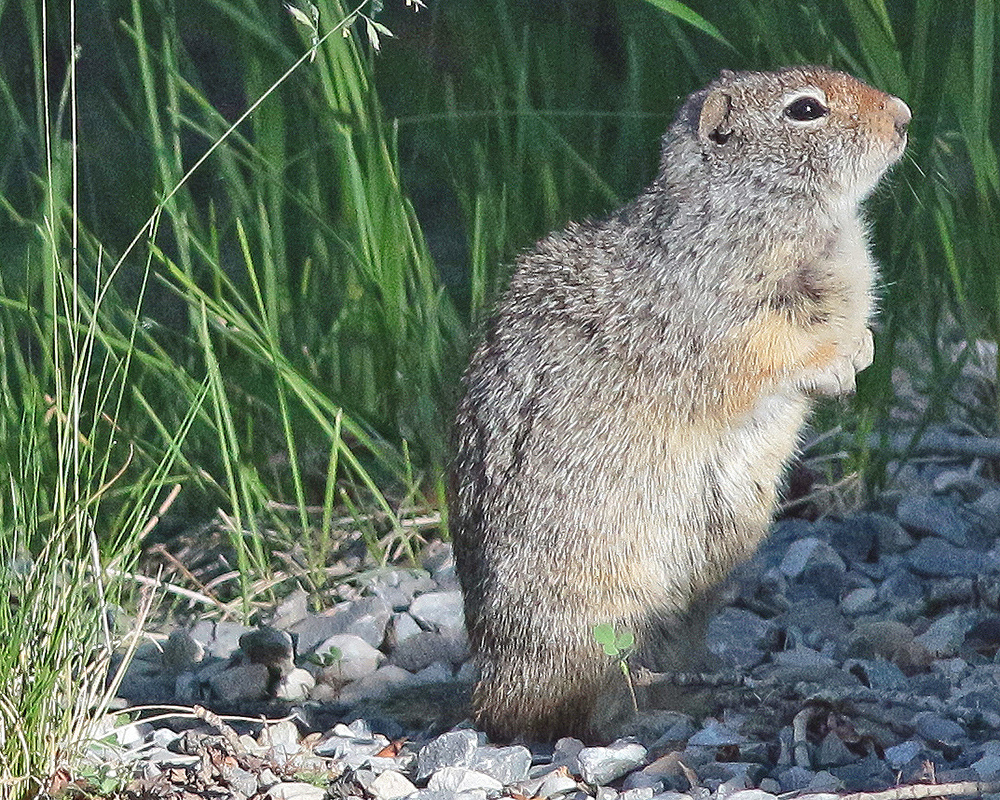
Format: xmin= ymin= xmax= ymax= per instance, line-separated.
xmin=888 ymin=95 xmax=911 ymax=136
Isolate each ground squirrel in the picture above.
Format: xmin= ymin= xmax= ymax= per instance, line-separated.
xmin=450 ymin=66 xmax=910 ymax=743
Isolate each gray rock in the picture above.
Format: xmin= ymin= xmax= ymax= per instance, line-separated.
xmin=699 ymin=762 xmax=753 ymax=791
xmin=621 ymin=770 xmax=665 ymax=792
xmin=858 ymin=513 xmax=914 ymax=555
xmin=626 ymin=711 xmax=696 ymax=748
xmin=840 ymin=587 xmax=878 ymax=615
xmin=915 ymin=712 xmax=966 ymax=750
xmin=224 ymin=765 xmax=260 ymax=798
xmin=314 ymin=729 xmax=387 ymax=759
xmin=929 ymin=577 xmax=975 ymax=607
xmin=422 ymin=540 xmax=455 ymax=576
xmin=878 ymin=568 xmax=926 ymax=604
xmin=829 ymin=518 xmax=876 ymax=563
xmin=846 ymin=658 xmax=909 ymax=691
xmin=314 ymin=634 xmax=385 ymax=683
xmin=369 ymin=770 xmax=418 ymax=800
xmin=259 ymin=768 xmax=281 ymax=788
xmin=411 ymin=792 xmax=487 ymax=800
xmin=972 ymin=752 xmax=1000 ymax=779
xmin=779 ymin=537 xmax=846 ymax=580
xmin=596 ymin=786 xmax=619 ymax=800
xmin=416 ymin=729 xmax=481 ymax=779
xmin=334 ymin=664 xmax=416 ymax=703
xmin=536 ymin=770 xmax=579 ymax=798
xmin=688 ymin=720 xmax=747 ymax=747
xmin=897 ymin=495 xmax=969 ymax=545
xmin=551 ymin=737 xmax=585 ymax=771
xmin=161 ymin=629 xmax=204 ymax=674
xmin=208 ymin=661 xmax=270 ymax=703
xmin=240 ymin=626 xmax=295 ymax=670
xmin=367 ymin=569 xmax=437 ymax=611
xmin=885 ymin=739 xmax=924 ymax=770
xmin=455 ymin=660 xmax=477 ymax=684
xmin=777 ymin=766 xmax=815 ymax=792
xmin=427 ymin=766 xmax=503 ymax=793
xmin=342 ymin=754 xmax=417 ymax=773
xmin=915 ymin=610 xmax=981 ymax=656
xmin=269 ymin=587 xmax=310 ymax=629
xmin=151 ymin=728 xmax=181 ymax=749
xmin=771 ymin=647 xmax=836 ymax=670
xmin=805 ymin=771 xmax=844 ymax=792
xmin=392 ymin=629 xmax=469 ymax=671
xmin=815 ymin=732 xmax=857 ymax=768
xmin=578 ymin=741 xmax=648 ymax=785
xmin=145 ymin=747 xmax=200 ymax=768
xmin=906 ymin=538 xmax=981 ymax=578
xmin=412 ymin=661 xmax=455 ymax=684
xmin=190 ymin=620 xmax=253 ymax=659
xmin=393 ymin=612 xmax=424 ymax=644
xmin=972 ymin=490 xmax=1000 ymax=536
xmin=432 ymin=563 xmax=461 ymax=592
xmin=259 ymin=719 xmax=300 ymax=763
xmin=707 ymin=608 xmax=770 ymax=670
xmin=470 ymin=744 xmax=532 ymax=784
xmin=829 ymin=755 xmax=892 ymax=792
xmin=286 ymin=614 xmax=343 ymax=657
xmin=409 ymin=591 xmax=466 ymax=632
xmin=293 ymin=596 xmax=392 ymax=652
xmin=931 ymin=468 xmax=984 ymax=498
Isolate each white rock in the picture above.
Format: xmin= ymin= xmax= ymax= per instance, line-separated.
xmin=538 ymin=769 xmax=579 ymax=797
xmin=276 ymin=667 xmax=315 ymax=701
xmin=369 ymin=770 xmax=418 ymax=800
xmin=267 ymin=782 xmax=327 ymax=800
xmin=315 ymin=634 xmax=385 ymax=682
xmin=427 ymin=766 xmax=503 ymax=793
xmin=409 ymin=591 xmax=465 ymax=632
xmin=260 ymin=719 xmax=300 ymax=754
xmin=578 ymin=741 xmax=647 ymax=785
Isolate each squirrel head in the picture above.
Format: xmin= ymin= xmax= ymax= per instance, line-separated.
xmin=673 ymin=67 xmax=910 ymax=213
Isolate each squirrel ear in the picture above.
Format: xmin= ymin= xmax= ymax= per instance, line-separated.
xmin=698 ymin=89 xmax=733 ymax=145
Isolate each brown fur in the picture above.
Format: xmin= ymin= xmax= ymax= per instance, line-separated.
xmin=450 ymin=67 xmax=910 ymax=743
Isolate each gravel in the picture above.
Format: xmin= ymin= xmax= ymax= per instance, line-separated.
xmin=102 ymin=435 xmax=1000 ymax=799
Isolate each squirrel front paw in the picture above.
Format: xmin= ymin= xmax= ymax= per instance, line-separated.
xmin=796 ymin=328 xmax=874 ymax=397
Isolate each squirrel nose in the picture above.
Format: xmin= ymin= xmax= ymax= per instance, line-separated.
xmin=888 ymin=96 xmax=911 ymax=135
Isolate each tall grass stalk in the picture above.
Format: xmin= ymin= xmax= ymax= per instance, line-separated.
xmin=0 ymin=1 xmax=200 ymax=789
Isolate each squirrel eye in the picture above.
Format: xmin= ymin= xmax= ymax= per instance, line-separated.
xmin=784 ymin=96 xmax=828 ymax=121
